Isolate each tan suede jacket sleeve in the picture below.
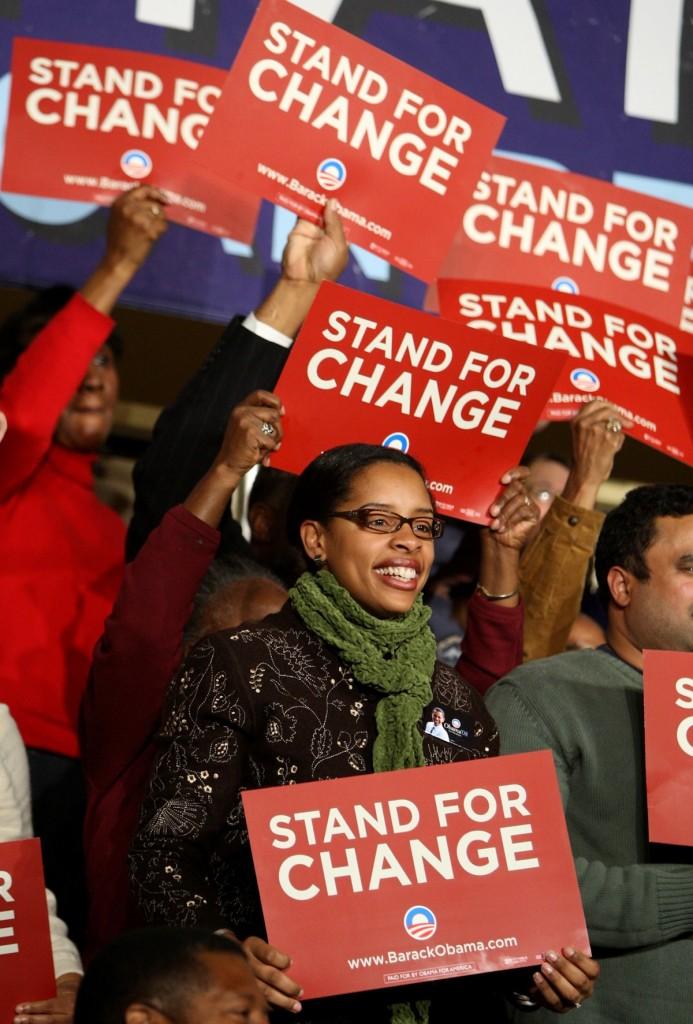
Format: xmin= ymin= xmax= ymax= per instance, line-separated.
xmin=519 ymin=494 xmax=605 ymax=662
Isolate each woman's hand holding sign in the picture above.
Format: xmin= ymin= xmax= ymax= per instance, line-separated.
xmin=488 ymin=466 xmax=540 ymax=549
xmin=80 ymin=184 xmax=168 ymax=316
xmin=525 ymin=946 xmax=600 ymax=1013
xmin=477 ymin=466 xmax=539 ymax=606
xmin=562 ymin=399 xmax=633 ymax=510
xmin=255 ymin=200 xmax=349 ymax=338
xmin=183 ymin=390 xmax=284 ymax=529
xmin=282 ymin=199 xmax=349 ymax=286
xmin=14 ymin=972 xmax=82 ymax=1024
xmin=243 ymin=935 xmax=303 ymax=1015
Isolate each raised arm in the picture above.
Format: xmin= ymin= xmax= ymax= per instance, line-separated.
xmin=457 ymin=468 xmax=538 ymax=693
xmin=126 ymin=201 xmax=348 ymax=560
xmin=82 ymin=391 xmax=283 ymax=792
xmin=521 ymin=400 xmax=631 ymax=661
xmin=0 ymin=186 xmax=166 ymax=500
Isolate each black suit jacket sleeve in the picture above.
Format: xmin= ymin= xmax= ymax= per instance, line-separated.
xmin=126 ymin=316 xmax=290 ymax=561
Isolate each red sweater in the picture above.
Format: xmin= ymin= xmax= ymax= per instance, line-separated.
xmin=82 ymin=504 xmax=220 ymax=957
xmin=0 ymin=294 xmax=124 ymax=758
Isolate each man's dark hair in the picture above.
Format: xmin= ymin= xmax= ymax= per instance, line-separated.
xmin=286 ymin=442 xmax=429 ymax=557
xmin=73 ymin=927 xmax=246 ymax=1024
xmin=0 ymin=284 xmax=123 ymax=384
xmin=595 ymin=484 xmax=693 ymax=605
xmin=248 ymin=466 xmax=297 ymax=511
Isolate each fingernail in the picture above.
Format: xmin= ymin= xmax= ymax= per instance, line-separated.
xmin=542 ymin=962 xmax=554 ymax=975
xmin=564 ymin=946 xmax=576 ymax=958
xmin=533 ymin=972 xmax=543 ymax=986
xmin=489 ymin=503 xmax=500 ymax=515
xmin=292 ymin=1001 xmax=303 ymax=1013
xmin=546 ymin=950 xmax=558 ymax=963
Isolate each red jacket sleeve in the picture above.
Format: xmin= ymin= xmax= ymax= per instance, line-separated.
xmin=0 ymin=293 xmax=114 ymax=500
xmin=81 ymin=504 xmax=220 ymax=792
xmin=456 ymin=591 xmax=524 ymax=696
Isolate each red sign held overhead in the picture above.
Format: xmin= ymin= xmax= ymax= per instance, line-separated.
xmin=194 ymin=0 xmax=505 ymax=282
xmin=242 ymin=751 xmax=589 ymax=999
xmin=435 ymin=155 xmax=693 ymax=329
xmin=1 ymin=38 xmax=259 ymax=241
xmin=0 ymin=839 xmax=55 ymax=1020
xmin=438 ymin=278 xmax=693 ymax=466
xmin=270 ymin=281 xmax=565 ymax=524
xmin=644 ymin=651 xmax=693 ymax=847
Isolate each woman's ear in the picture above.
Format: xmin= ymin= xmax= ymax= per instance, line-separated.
xmin=300 ymin=520 xmax=327 ymax=564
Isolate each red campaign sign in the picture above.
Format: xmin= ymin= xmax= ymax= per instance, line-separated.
xmin=433 ymin=155 xmax=693 ymax=328
xmin=0 ymin=839 xmax=55 ymax=1021
xmin=438 ymin=278 xmax=693 ymax=466
xmin=270 ymin=281 xmax=565 ymax=524
xmin=682 ymin=262 xmax=693 ymax=335
xmin=643 ymin=651 xmax=693 ymax=847
xmin=1 ymin=38 xmax=259 ymax=241
xmin=194 ymin=0 xmax=505 ymax=282
xmin=242 ymin=750 xmax=589 ymax=999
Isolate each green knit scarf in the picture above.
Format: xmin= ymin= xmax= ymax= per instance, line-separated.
xmin=289 ymin=570 xmax=436 ymax=1024
xmin=289 ymin=569 xmax=436 ymax=773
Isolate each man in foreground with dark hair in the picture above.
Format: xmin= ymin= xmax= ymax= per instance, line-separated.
xmin=486 ymin=484 xmax=693 ymax=1022
xmin=73 ymin=928 xmax=268 ymax=1024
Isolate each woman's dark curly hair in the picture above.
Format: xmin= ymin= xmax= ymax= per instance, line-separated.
xmin=0 ymin=285 xmax=123 ymax=384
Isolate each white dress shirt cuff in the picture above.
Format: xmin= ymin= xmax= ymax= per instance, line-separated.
xmin=243 ymin=312 xmax=294 ymax=349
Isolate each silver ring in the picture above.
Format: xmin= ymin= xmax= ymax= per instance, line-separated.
xmin=523 ymin=495 xmax=531 ymax=507
xmin=605 ymin=418 xmax=622 ymax=433
xmin=260 ymin=422 xmax=275 ymax=437
xmin=150 ymin=203 xmax=161 ymax=217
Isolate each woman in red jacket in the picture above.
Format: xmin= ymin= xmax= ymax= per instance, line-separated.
xmin=0 ymin=184 xmax=166 ymax=943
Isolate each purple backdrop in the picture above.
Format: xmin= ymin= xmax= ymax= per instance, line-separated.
xmin=0 ymin=0 xmax=691 ymax=322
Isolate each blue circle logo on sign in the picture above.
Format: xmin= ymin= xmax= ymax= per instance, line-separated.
xmin=317 ymin=158 xmax=347 ymax=191
xmin=552 ymin=276 xmax=579 ymax=294
xmin=120 ymin=149 xmax=153 ymax=179
xmin=570 ymin=367 xmax=600 ymax=393
xmin=382 ymin=432 xmax=410 ymax=452
xmin=403 ymin=905 xmax=437 ymax=941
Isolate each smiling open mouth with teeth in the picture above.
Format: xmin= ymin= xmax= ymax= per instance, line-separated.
xmin=374 ymin=566 xmax=418 ymax=580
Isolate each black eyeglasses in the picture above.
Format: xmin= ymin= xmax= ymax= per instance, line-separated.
xmin=327 ymin=508 xmax=444 ymax=539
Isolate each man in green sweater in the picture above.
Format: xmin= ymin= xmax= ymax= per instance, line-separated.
xmin=486 ymin=483 xmax=693 ymax=1023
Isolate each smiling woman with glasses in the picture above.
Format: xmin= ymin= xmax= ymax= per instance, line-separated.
xmin=132 ymin=442 xmax=598 ymax=1024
